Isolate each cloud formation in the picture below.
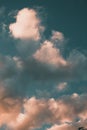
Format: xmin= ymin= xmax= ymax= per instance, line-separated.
xmin=0 ymin=97 xmax=22 ymax=128
xmin=33 ymin=40 xmax=67 ymax=67
xmin=0 ymin=94 xmax=87 ymax=130
xmin=51 ymin=31 xmax=64 ymax=42
xmin=0 ymin=6 xmax=87 ymax=130
xmin=9 ymin=8 xmax=44 ymax=41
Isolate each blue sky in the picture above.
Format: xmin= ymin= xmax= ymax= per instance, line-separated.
xmin=0 ymin=0 xmax=87 ymax=130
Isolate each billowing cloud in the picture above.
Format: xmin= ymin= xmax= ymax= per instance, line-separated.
xmin=33 ymin=40 xmax=67 ymax=67
xmin=0 ymin=49 xmax=87 ymax=100
xmin=0 ymin=97 xmax=22 ymax=128
xmin=8 ymin=7 xmax=87 ymax=83
xmin=9 ymin=8 xmax=44 ymax=41
xmin=0 ymin=94 xmax=87 ymax=130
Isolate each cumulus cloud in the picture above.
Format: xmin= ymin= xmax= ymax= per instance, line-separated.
xmin=8 ymin=8 xmax=87 ymax=82
xmin=9 ymin=8 xmax=44 ymax=41
xmin=0 ymin=97 xmax=22 ymax=128
xmin=14 ymin=94 xmax=87 ymax=130
xmin=0 ymin=94 xmax=87 ymax=130
xmin=0 ymin=50 xmax=86 ymax=100
xmin=33 ymin=40 xmax=67 ymax=67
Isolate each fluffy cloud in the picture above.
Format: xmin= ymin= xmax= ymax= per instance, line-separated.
xmin=9 ymin=8 xmax=44 ymax=41
xmin=0 ymin=50 xmax=86 ymax=100
xmin=0 ymin=34 xmax=87 ymax=101
xmin=0 ymin=94 xmax=87 ymax=130
xmin=0 ymin=97 xmax=22 ymax=127
xmin=33 ymin=40 xmax=67 ymax=67
xmin=8 ymin=8 xmax=87 ymax=82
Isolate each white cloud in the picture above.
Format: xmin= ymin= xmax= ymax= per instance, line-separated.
xmin=9 ymin=8 xmax=44 ymax=41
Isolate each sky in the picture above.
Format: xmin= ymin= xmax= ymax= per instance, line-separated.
xmin=0 ymin=0 xmax=87 ymax=130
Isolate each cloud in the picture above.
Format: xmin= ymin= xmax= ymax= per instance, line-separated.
xmin=0 ymin=94 xmax=87 ymax=130
xmin=0 ymin=6 xmax=87 ymax=130
xmin=0 ymin=50 xmax=86 ymax=100
xmin=67 ymin=50 xmax=87 ymax=81
xmin=9 ymin=8 xmax=44 ymax=41
xmin=47 ymin=120 xmax=87 ymax=130
xmin=56 ymin=82 xmax=67 ymax=91
xmin=0 ymin=36 xmax=87 ymax=101
xmin=0 ymin=55 xmax=18 ymax=81
xmin=8 ymin=8 xmax=87 ymax=83
xmin=33 ymin=40 xmax=67 ymax=67
xmin=47 ymin=124 xmax=76 ymax=130
xmin=51 ymin=31 xmax=64 ymax=42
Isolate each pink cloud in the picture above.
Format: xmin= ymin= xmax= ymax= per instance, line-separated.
xmin=7 ymin=95 xmax=87 ymax=130
xmin=0 ymin=98 xmax=22 ymax=127
xmin=33 ymin=40 xmax=67 ymax=67
xmin=9 ymin=8 xmax=44 ymax=41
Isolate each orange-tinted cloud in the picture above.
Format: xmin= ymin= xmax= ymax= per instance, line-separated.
xmin=33 ymin=40 xmax=67 ymax=67
xmin=4 ymin=95 xmax=87 ymax=130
